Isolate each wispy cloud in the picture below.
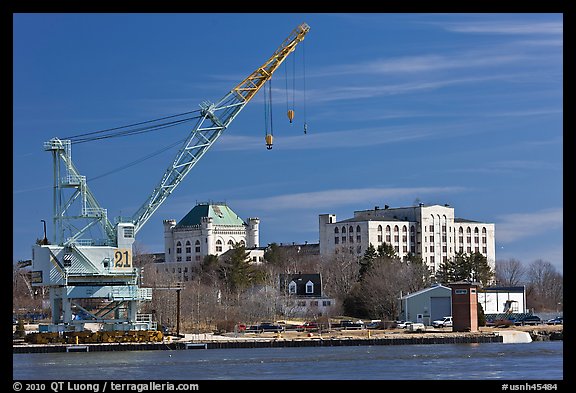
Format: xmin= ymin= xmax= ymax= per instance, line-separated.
xmin=215 ymin=123 xmax=445 ymax=152
xmin=232 ymin=186 xmax=467 ymax=211
xmin=440 ymin=21 xmax=563 ymax=35
xmin=313 ymin=53 xmax=525 ymax=78
xmin=495 ymin=207 xmax=563 ymax=243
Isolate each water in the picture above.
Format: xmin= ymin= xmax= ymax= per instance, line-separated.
xmin=13 ymin=341 xmax=563 ymax=381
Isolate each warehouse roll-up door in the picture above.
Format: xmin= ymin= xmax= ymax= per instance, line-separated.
xmin=431 ymin=296 xmax=451 ymax=321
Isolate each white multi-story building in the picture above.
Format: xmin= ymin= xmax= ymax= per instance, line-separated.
xmin=319 ymin=203 xmax=495 ymax=275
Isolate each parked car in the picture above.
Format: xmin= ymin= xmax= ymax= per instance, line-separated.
xmin=296 ymin=321 xmax=319 ymax=331
xmin=514 ymin=315 xmax=542 ymax=326
xmin=256 ymin=322 xmax=284 ymax=332
xmin=396 ymin=321 xmax=413 ymax=329
xmin=432 ymin=316 xmax=453 ymax=328
xmin=546 ymin=317 xmax=563 ymax=325
xmin=340 ymin=320 xmax=365 ymax=330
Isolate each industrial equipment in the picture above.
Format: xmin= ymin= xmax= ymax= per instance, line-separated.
xmin=29 ymin=23 xmax=310 ymax=337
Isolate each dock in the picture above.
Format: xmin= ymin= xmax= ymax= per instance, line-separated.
xmin=13 ymin=332 xmax=505 ymax=354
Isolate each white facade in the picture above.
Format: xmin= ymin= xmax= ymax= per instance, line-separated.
xmin=164 ymin=202 xmax=259 ymax=264
xmin=477 ymin=286 xmax=527 ymax=314
xmin=319 ymin=204 xmax=496 ymax=275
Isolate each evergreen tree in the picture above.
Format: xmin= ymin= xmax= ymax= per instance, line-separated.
xmin=358 ymin=243 xmax=378 ymax=280
xmin=377 ymin=242 xmax=397 ymax=259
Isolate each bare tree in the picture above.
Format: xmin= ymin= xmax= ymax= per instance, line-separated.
xmin=496 ymin=258 xmax=526 ymax=286
xmin=525 ymin=259 xmax=563 ymax=312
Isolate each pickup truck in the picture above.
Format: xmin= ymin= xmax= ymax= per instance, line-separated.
xmin=432 ymin=316 xmax=453 ymax=328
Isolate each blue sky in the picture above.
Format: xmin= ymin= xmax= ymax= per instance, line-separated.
xmin=13 ymin=13 xmax=563 ymax=273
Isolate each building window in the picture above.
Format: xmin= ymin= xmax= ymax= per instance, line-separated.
xmin=216 ymin=240 xmax=223 ymax=252
xmin=311 ymin=301 xmax=319 ymax=307
xmin=356 ymin=225 xmax=361 ymax=233
xmin=430 ymin=256 xmax=435 ymax=263
xmin=357 ymin=235 xmax=361 ymax=242
xmin=322 ymin=300 xmax=331 ymax=307
xmin=195 ymin=255 xmax=201 ymax=262
xmin=306 ymin=281 xmax=314 ymax=294
xmin=356 ymin=245 xmax=362 ymax=254
xmin=176 ymin=241 xmax=182 ymax=254
xmin=349 ymin=236 xmax=354 ymax=243
xmin=430 ymin=235 xmax=434 ymax=242
xmin=186 ymin=256 xmax=191 ymax=262
xmin=342 ymin=226 xmax=346 ymax=234
xmin=378 ymin=235 xmax=383 ymax=242
xmin=349 ymin=226 xmax=354 ymax=233
xmin=386 ymin=235 xmax=391 ymax=242
xmin=342 ymin=236 xmax=346 ymax=243
xmin=467 ymin=247 xmax=472 ymax=253
xmin=430 ymin=245 xmax=434 ymax=252
xmin=289 ymin=281 xmax=297 ymax=294
xmin=335 ymin=237 xmax=339 ymax=244
xmin=442 ymin=246 xmax=447 ymax=253
xmin=429 ymin=225 xmax=434 ymax=232
xmin=482 ymin=247 xmax=487 ymax=254
xmin=334 ymin=227 xmax=339 ymax=234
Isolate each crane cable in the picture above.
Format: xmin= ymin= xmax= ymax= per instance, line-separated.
xmin=62 ymin=109 xmax=202 ymax=144
xmin=264 ymin=79 xmax=274 ymax=149
xmin=61 ymin=110 xmax=201 ymax=180
xmin=303 ymin=38 xmax=308 ymax=134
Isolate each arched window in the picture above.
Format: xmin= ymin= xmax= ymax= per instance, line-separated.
xmin=176 ymin=241 xmax=182 ymax=254
xmin=349 ymin=225 xmax=354 ymax=233
xmin=195 ymin=240 xmax=200 ymax=253
xmin=185 ymin=240 xmax=191 ymax=254
xmin=356 ymin=225 xmax=361 ymax=233
xmin=288 ymin=281 xmax=297 ymax=294
xmin=342 ymin=226 xmax=346 ymax=233
xmin=227 ymin=239 xmax=235 ymax=249
xmin=334 ymin=227 xmax=339 ymax=234
xmin=378 ymin=225 xmax=382 ymax=232
xmin=215 ymin=239 xmax=223 ymax=252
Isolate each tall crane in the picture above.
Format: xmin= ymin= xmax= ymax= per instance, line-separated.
xmin=31 ymin=23 xmax=310 ymax=334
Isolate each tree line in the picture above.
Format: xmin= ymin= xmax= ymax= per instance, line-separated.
xmin=12 ymin=243 xmax=563 ymax=332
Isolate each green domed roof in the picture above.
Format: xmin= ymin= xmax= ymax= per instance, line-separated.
xmin=175 ymin=202 xmax=246 ymax=227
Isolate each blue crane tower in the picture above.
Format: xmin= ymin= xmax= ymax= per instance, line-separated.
xmin=30 ymin=23 xmax=310 ymax=336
